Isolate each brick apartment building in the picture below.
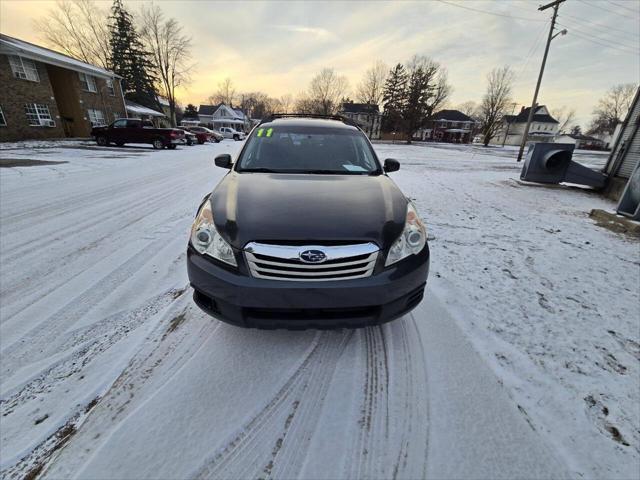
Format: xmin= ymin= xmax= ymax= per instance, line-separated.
xmin=0 ymin=33 xmax=126 ymax=142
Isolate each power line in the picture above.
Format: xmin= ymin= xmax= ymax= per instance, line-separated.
xmin=559 ymin=12 xmax=639 ymax=38
xmin=513 ymin=20 xmax=549 ymax=84
xmin=435 ymin=0 xmax=547 ymax=22
xmin=606 ymin=0 xmax=640 ymax=14
xmin=517 ymin=0 xmax=565 ymax=162
xmin=556 ymin=21 xmax=640 ymax=52
xmin=558 ymin=22 xmax=640 ymax=50
xmin=559 ymin=24 xmax=640 ymax=54
xmin=576 ymin=0 xmax=640 ymax=20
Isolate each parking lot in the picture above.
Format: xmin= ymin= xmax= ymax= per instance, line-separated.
xmin=0 ymin=140 xmax=637 ymax=479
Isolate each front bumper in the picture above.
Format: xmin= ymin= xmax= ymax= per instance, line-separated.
xmin=187 ymin=245 xmax=429 ymax=329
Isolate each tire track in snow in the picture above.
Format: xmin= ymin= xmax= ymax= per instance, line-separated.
xmin=191 ymin=330 xmax=353 ymax=480
xmin=2 ymin=295 xmax=213 ymax=479
xmin=347 ymin=319 xmax=430 ymax=480
xmin=0 ymin=163 xmax=188 ymax=229
xmin=0 ymin=287 xmax=186 ymax=415
xmin=0 ymin=204 xmax=190 ymax=322
xmin=1 ymin=217 xmax=188 ymax=373
xmin=1 ymin=180 xmax=179 ymax=265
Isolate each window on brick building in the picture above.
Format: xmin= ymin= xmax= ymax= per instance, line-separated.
xmin=25 ymin=104 xmax=55 ymax=127
xmin=106 ymin=78 xmax=115 ymax=96
xmin=87 ymin=109 xmax=106 ymax=126
xmin=79 ymin=72 xmax=97 ymax=92
xmin=9 ymin=56 xmax=40 ymax=82
xmin=0 ymin=106 xmax=6 ymax=127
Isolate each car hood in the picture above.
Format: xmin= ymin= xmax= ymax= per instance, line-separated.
xmin=210 ymin=172 xmax=408 ymax=250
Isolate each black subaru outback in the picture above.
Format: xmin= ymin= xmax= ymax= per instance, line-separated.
xmin=187 ymin=114 xmax=429 ymax=329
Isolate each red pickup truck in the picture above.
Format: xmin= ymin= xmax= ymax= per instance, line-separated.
xmin=91 ymin=119 xmax=185 ymax=149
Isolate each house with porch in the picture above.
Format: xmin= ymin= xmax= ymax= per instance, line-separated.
xmin=417 ymin=110 xmax=476 ymax=143
xmin=493 ymin=105 xmax=559 ymax=146
xmin=0 ymin=33 xmax=125 ymax=142
xmin=125 ymin=100 xmax=166 ymax=127
xmin=197 ymin=103 xmax=250 ymax=132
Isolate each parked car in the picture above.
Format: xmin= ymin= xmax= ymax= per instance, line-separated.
xmin=217 ymin=127 xmax=245 ymax=141
xmin=91 ymin=119 xmax=185 ymax=149
xmin=187 ymin=115 xmax=430 ymax=329
xmin=209 ymin=129 xmax=224 ymax=143
xmin=178 ymin=128 xmax=197 ymax=146
xmin=185 ymin=126 xmax=215 ymax=144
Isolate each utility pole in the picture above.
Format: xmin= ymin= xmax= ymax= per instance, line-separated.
xmin=516 ymin=0 xmax=566 ymax=162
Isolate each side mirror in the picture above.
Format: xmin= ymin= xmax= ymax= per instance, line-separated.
xmin=215 ymin=153 xmax=232 ymax=169
xmin=384 ymin=158 xmax=400 ymax=173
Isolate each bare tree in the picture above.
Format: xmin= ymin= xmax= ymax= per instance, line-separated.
xmin=551 ymin=106 xmax=576 ymax=134
xmin=429 ymin=68 xmax=452 ymax=116
xmin=293 ymin=93 xmax=317 ymax=114
xmin=456 ymin=101 xmax=479 ymax=118
xmin=355 ymin=60 xmax=387 ymax=106
xmin=479 ymin=66 xmax=514 ymax=147
xmin=35 ymin=0 xmax=111 ymax=68
xmin=307 ymin=68 xmax=349 ymax=115
xmin=588 ymin=83 xmax=637 ymax=134
xmin=208 ymin=78 xmax=236 ymax=106
xmin=278 ymin=94 xmax=294 ymax=113
xmin=139 ymin=3 xmax=194 ymax=126
xmin=238 ymin=91 xmax=281 ymax=119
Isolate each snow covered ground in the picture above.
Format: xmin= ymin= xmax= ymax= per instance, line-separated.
xmin=0 ymin=140 xmax=637 ymax=479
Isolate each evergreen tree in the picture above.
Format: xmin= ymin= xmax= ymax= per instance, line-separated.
xmin=401 ymin=60 xmax=438 ymax=143
xmin=109 ymin=0 xmax=159 ymax=109
xmin=183 ymin=104 xmax=199 ymax=119
xmin=381 ymin=64 xmax=407 ymax=133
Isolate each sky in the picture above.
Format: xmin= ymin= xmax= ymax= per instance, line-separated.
xmin=1 ymin=0 xmax=639 ymax=126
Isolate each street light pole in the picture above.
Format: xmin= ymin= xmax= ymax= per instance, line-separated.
xmin=516 ymin=0 xmax=565 ymax=162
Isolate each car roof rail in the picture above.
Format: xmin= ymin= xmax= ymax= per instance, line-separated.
xmin=258 ymin=113 xmax=360 ymax=129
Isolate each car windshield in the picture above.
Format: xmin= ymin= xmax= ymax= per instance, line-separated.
xmin=236 ymin=125 xmax=382 ymax=175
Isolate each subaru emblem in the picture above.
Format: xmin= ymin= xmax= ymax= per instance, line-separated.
xmin=299 ymin=249 xmax=327 ymax=264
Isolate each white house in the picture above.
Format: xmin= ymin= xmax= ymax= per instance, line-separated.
xmin=125 ymin=100 xmax=165 ymax=126
xmin=339 ymin=102 xmax=382 ymax=139
xmin=493 ymin=105 xmax=559 ymax=146
xmin=603 ymin=87 xmax=640 ymax=200
xmin=197 ymin=103 xmax=250 ymax=132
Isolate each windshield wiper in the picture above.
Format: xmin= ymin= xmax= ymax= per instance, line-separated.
xmin=302 ymin=169 xmax=361 ymax=175
xmin=239 ymin=168 xmax=279 ymax=173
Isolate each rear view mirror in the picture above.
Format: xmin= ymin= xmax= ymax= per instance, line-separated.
xmin=384 ymin=158 xmax=400 ymax=173
xmin=215 ymin=154 xmax=232 ymax=169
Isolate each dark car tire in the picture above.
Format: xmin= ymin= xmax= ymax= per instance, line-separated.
xmin=233 ymin=135 xmax=240 ymax=141
xmin=215 ymin=139 xmax=221 ymax=143
xmin=187 ymin=139 xmax=193 ymax=146
xmin=152 ymin=138 xmax=164 ymax=150
xmin=96 ymin=136 xmax=108 ymax=147
xmin=115 ymin=141 xmax=125 ymax=147
xmin=198 ymin=139 xmax=205 ymax=145
xmin=168 ymin=144 xmax=177 ymax=150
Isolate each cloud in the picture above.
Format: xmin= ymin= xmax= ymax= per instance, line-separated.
xmin=2 ymin=0 xmax=637 ymax=125
xmin=272 ymin=25 xmax=335 ymax=41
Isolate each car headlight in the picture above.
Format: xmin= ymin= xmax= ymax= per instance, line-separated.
xmin=385 ymin=202 xmax=427 ymax=267
xmin=190 ymin=200 xmax=237 ymax=267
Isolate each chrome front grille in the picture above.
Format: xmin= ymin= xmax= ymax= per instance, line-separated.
xmin=244 ymin=242 xmax=379 ymax=282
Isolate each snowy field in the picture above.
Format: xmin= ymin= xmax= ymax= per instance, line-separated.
xmin=0 ymin=139 xmax=638 ymax=479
